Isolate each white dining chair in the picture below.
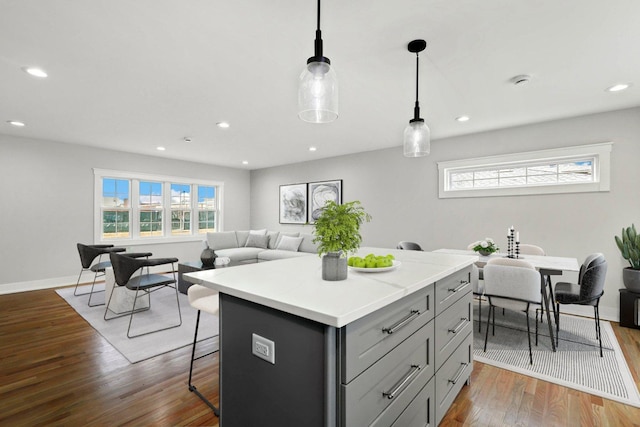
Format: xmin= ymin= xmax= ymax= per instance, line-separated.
xmin=483 ymin=258 xmax=542 ymax=365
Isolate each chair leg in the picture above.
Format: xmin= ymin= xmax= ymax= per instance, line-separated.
xmin=595 ymin=305 xmax=603 ymax=357
xmin=126 ymin=272 xmax=183 ymax=338
xmin=484 ymin=305 xmax=493 ymax=352
xmin=492 ymin=305 xmax=496 ymax=336
xmin=555 ymin=303 xmax=560 ymax=347
xmin=87 ymin=270 xmax=106 ymax=307
xmin=189 ymin=310 xmax=220 ymax=416
xmin=535 ymin=307 xmax=539 ymax=346
xmin=525 ymin=306 xmax=533 ymax=365
xmin=477 ymin=295 xmax=482 ymax=333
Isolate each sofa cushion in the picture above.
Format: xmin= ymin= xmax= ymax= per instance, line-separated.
xmin=215 ymin=247 xmax=263 ymax=262
xmin=267 ymin=231 xmax=280 ymax=249
xmin=276 ymin=235 xmax=304 ymax=252
xmin=274 ymin=232 xmax=300 ymax=247
xmin=207 ymin=231 xmax=238 ymax=250
xmin=298 ymin=233 xmax=318 ymax=254
xmin=258 ymin=249 xmax=313 ymax=261
xmin=236 ymin=231 xmax=250 ymax=247
xmin=245 ymin=233 xmax=269 ymax=249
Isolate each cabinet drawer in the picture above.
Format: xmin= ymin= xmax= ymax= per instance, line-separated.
xmin=391 ymin=376 xmax=435 ymax=427
xmin=342 ymin=322 xmax=435 ymax=427
xmin=341 ymin=286 xmax=434 ymax=383
xmin=435 ymin=266 xmax=471 ymax=315
xmin=435 ymin=333 xmax=473 ymax=426
xmin=435 ymin=293 xmax=472 ymax=369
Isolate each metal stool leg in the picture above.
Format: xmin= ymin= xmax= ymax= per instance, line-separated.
xmin=189 ymin=310 xmax=219 ymax=416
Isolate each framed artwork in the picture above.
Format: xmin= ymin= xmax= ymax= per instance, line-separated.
xmin=279 ymin=183 xmax=308 ymax=224
xmin=307 ymin=179 xmax=342 ymax=224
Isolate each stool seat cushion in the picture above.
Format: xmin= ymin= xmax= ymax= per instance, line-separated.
xmin=188 ymin=285 xmax=219 ymax=315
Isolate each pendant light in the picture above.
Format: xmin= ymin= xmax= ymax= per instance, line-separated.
xmin=298 ymin=0 xmax=338 ymax=123
xmin=403 ymin=39 xmax=430 ymax=157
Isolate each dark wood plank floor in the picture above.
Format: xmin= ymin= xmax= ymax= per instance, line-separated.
xmin=1 ymin=288 xmax=639 ymax=426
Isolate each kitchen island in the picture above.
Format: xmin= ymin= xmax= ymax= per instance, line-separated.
xmin=186 ymin=248 xmax=476 ymax=426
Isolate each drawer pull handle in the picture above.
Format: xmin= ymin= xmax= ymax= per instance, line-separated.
xmin=448 ymin=318 xmax=469 ymax=334
xmin=448 ymin=281 xmax=469 ymax=293
xmin=382 ymin=310 xmax=420 ymax=334
xmin=382 ymin=364 xmax=422 ymax=400
xmin=448 ymin=362 xmax=469 ymax=385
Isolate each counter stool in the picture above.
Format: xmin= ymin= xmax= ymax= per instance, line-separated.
xmin=187 ymin=284 xmax=220 ymax=416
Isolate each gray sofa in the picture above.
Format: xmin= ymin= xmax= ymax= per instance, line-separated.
xmin=206 ymin=230 xmax=318 ymax=264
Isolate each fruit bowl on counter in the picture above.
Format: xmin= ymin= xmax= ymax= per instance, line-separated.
xmin=348 ymin=253 xmax=401 ymax=272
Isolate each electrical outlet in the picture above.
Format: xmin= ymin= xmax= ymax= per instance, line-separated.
xmin=252 ymin=333 xmax=275 ymax=364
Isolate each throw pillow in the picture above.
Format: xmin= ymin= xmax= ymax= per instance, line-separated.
xmin=245 ymin=233 xmax=269 ymax=249
xmin=249 ymin=229 xmax=267 ymax=235
xmin=276 ymin=235 xmax=304 ymax=252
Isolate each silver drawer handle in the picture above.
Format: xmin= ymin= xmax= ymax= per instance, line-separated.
xmin=448 ymin=318 xmax=469 ymax=334
xmin=448 ymin=362 xmax=469 ymax=385
xmin=382 ymin=364 xmax=422 ymax=400
xmin=447 ymin=280 xmax=469 ymax=293
xmin=382 ymin=310 xmax=420 ymax=334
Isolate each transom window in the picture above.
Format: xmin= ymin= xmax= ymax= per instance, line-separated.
xmin=438 ymin=143 xmax=612 ymax=198
xmin=94 ymin=169 xmax=223 ymax=244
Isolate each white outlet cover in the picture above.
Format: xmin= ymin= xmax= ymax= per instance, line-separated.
xmin=252 ymin=333 xmax=275 ymax=364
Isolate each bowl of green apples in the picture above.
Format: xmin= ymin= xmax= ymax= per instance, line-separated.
xmin=348 ymin=253 xmax=400 ymax=272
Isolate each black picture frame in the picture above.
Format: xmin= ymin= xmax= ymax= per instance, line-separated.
xmin=279 ymin=183 xmax=308 ymax=224
xmin=307 ymin=179 xmax=343 ymax=224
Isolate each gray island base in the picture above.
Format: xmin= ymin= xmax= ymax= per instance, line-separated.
xmin=186 ymin=248 xmax=476 ymax=426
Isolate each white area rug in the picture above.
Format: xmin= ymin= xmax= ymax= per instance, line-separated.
xmin=56 ymin=283 xmax=219 ymax=363
xmin=473 ymin=303 xmax=640 ymax=408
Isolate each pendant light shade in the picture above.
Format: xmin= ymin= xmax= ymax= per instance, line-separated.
xmin=403 ymin=39 xmax=430 ymax=157
xmin=298 ymin=0 xmax=338 ymax=123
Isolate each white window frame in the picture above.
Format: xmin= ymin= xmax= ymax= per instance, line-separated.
xmin=94 ymin=168 xmax=224 ymax=245
xmin=438 ymin=142 xmax=612 ymax=199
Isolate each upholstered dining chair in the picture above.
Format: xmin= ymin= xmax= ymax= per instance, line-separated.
xmin=483 ymin=258 xmax=542 ymax=364
xmin=75 ymin=243 xmax=126 ymax=307
xmin=554 ymin=253 xmax=607 ymax=356
xmin=187 ymin=284 xmax=220 ymax=416
xmin=105 ymin=252 xmax=182 ymax=338
xmin=518 ymin=244 xmax=545 ymax=256
xmin=396 ymin=241 xmax=423 ymax=251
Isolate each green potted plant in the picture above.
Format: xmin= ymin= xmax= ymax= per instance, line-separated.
xmin=313 ymin=200 xmax=372 ymax=281
xmin=470 ymin=238 xmax=499 ymax=256
xmin=615 ymin=224 xmax=640 ymax=292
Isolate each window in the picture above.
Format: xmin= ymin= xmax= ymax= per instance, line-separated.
xmin=94 ymin=169 xmax=223 ymax=244
xmin=171 ymin=183 xmax=191 ymax=236
xmin=438 ymin=142 xmax=612 ymax=198
xmin=140 ymin=181 xmax=163 ymax=237
xmin=101 ymin=178 xmax=130 ymax=239
xmin=197 ymin=185 xmax=216 ymax=233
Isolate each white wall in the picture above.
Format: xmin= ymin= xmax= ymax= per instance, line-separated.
xmin=0 ymin=134 xmax=251 ymax=292
xmin=250 ymin=107 xmax=640 ymax=320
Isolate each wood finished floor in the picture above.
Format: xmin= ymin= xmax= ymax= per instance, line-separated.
xmin=1 ymin=288 xmax=639 ymax=426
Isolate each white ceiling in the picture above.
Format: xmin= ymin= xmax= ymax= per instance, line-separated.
xmin=1 ymin=0 xmax=639 ymax=170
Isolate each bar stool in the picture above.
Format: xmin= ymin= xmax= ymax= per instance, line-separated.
xmin=187 ymin=284 xmax=220 ymax=416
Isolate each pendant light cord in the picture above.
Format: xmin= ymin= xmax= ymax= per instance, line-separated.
xmin=414 ymin=53 xmax=421 ymax=120
xmin=317 ymin=0 xmax=321 ymax=31
xmin=314 ymin=0 xmax=324 ymax=59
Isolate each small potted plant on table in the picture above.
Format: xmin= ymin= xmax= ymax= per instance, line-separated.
xmin=471 ymin=238 xmax=499 ymax=256
xmin=313 ymin=200 xmax=372 ymax=281
xmin=615 ymin=224 xmax=640 ymax=292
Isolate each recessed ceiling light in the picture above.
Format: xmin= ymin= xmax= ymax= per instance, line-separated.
xmin=8 ymin=120 xmax=26 ymax=127
xmin=606 ymin=83 xmax=631 ymax=92
xmin=309 ymin=146 xmax=317 ymax=152
xmin=455 ymin=116 xmax=470 ymax=122
xmin=242 ymin=160 xmax=249 ymax=165
xmin=216 ymin=122 xmax=230 ymax=128
xmin=22 ymin=67 xmax=48 ymax=78
xmin=183 ymin=137 xmax=192 ymax=142
xmin=156 ymin=146 xmax=166 ymax=151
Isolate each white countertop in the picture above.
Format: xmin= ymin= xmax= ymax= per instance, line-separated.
xmin=185 ymin=247 xmax=476 ymax=328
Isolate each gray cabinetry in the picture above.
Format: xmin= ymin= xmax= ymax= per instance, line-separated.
xmin=340 ymin=266 xmax=472 ymax=426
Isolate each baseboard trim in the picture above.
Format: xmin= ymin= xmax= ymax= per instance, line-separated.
xmin=0 ymin=276 xmax=77 ymax=295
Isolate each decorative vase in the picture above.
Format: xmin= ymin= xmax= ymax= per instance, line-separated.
xmin=478 ymin=250 xmax=492 ymax=256
xmin=622 ymin=268 xmax=640 ymax=292
xmin=200 ymin=243 xmax=218 ymax=268
xmin=322 ymin=251 xmax=347 ymax=281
